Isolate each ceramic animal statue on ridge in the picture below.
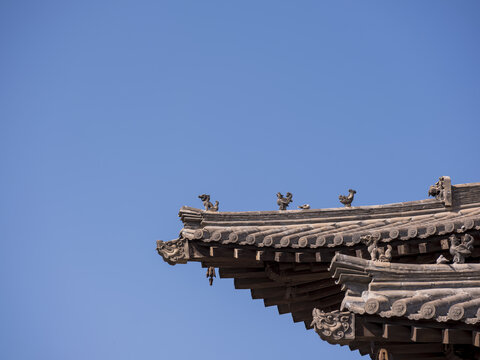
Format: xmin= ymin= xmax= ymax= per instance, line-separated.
xmin=277 ymin=192 xmax=293 ymax=210
xmin=339 ymin=189 xmax=356 ymax=207
xmin=198 ymin=194 xmax=219 ymax=212
xmin=449 ymin=233 xmax=474 ymax=264
xmin=361 ymin=235 xmax=392 ymax=262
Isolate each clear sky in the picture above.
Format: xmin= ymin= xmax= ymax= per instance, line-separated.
xmin=1 ymin=1 xmax=479 ymax=359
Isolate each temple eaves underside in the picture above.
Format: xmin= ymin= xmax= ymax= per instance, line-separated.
xmin=157 ymin=177 xmax=480 ymax=359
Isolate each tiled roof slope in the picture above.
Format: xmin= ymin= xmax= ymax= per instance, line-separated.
xmin=178 ymin=181 xmax=480 ymax=251
xmin=331 ymin=254 xmax=480 ymax=325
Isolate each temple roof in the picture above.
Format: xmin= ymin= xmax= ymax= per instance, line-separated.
xmin=157 ymin=177 xmax=480 ymax=359
xmin=157 ymin=178 xmax=480 ymax=331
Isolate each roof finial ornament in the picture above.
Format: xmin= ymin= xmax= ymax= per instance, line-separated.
xmin=298 ymin=204 xmax=310 ymax=210
xmin=339 ymin=189 xmax=356 ymax=207
xmin=361 ymin=234 xmax=392 ymax=262
xmin=198 ymin=194 xmax=219 ymax=212
xmin=206 ymin=266 xmax=216 ymax=286
xmin=277 ymin=192 xmax=293 ymax=210
xmin=428 ymin=176 xmax=452 ymax=206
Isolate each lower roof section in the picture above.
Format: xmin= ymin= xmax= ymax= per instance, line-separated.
xmin=331 ymin=254 xmax=480 ymax=325
xmin=311 ymin=309 xmax=480 ymax=359
xmin=319 ymin=254 xmax=480 ymax=359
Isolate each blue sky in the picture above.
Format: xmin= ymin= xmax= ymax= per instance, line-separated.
xmin=1 ymin=1 xmax=479 ymax=359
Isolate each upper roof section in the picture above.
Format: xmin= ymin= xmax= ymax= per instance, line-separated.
xmin=176 ymin=178 xmax=480 ymax=251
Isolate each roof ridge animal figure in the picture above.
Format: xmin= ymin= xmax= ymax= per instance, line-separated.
xmin=449 ymin=233 xmax=474 ymax=264
xmin=198 ymin=194 xmax=219 ymax=212
xmin=436 ymin=254 xmax=449 ymax=264
xmin=339 ymin=189 xmax=356 ymax=207
xmin=361 ymin=235 xmax=392 ymax=262
xmin=378 ymin=245 xmax=392 ymax=262
xmin=277 ymin=192 xmax=293 ymax=210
